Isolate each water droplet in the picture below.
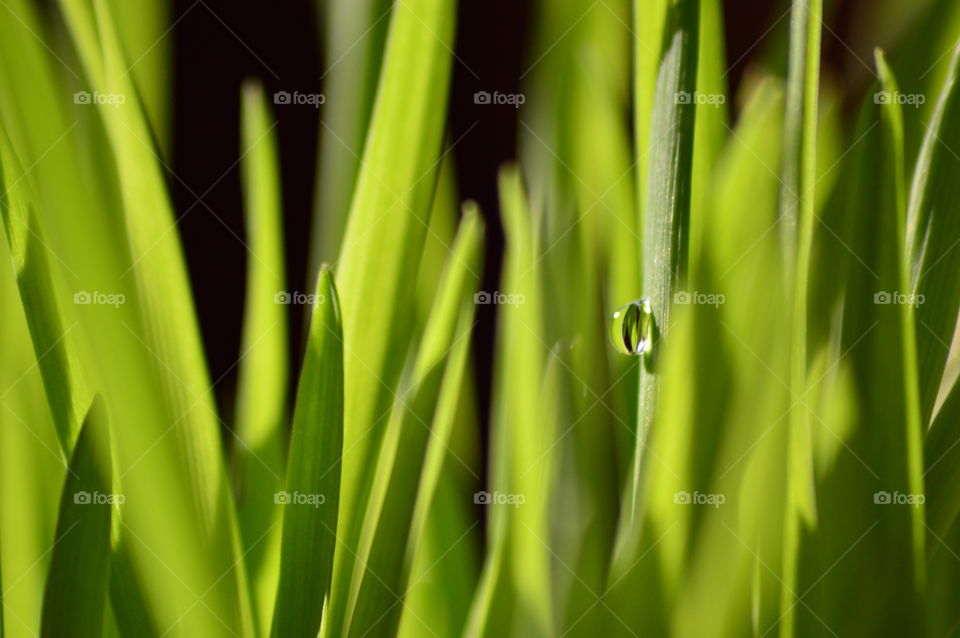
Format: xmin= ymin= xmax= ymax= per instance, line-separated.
xmin=610 ymin=299 xmax=654 ymax=357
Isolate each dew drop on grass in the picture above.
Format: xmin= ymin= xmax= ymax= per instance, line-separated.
xmin=610 ymin=299 xmax=654 ymax=357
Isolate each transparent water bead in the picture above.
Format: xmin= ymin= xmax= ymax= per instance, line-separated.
xmin=610 ymin=299 xmax=654 ymax=356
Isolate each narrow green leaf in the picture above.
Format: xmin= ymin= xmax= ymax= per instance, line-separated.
xmin=0 ymin=131 xmax=90 ymax=455
xmin=39 ymin=396 xmax=112 ymax=638
xmin=628 ymin=0 xmax=700 ymax=527
xmin=235 ymin=78 xmax=288 ymax=636
xmin=270 ymin=266 xmax=343 ymax=638
xmin=345 ymin=206 xmax=483 ymax=638
xmin=778 ymin=1 xmax=822 ymax=634
xmin=324 ymin=0 xmax=457 ymax=634
xmin=907 ymin=41 xmax=960 ymax=427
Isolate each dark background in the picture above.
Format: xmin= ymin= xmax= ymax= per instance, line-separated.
xmin=169 ymin=0 xmax=855 ymax=425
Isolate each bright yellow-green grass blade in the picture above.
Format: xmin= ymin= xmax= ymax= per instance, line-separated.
xmin=907 ymin=42 xmax=960 ymax=427
xmin=344 ymin=205 xmax=482 ymax=638
xmin=39 ymin=397 xmax=112 ymax=638
xmin=235 ymin=78 xmax=288 ymax=636
xmin=58 ymin=0 xmax=254 ymax=634
xmin=324 ymin=0 xmax=457 ymax=634
xmin=269 ymin=266 xmax=343 ymax=638
xmin=0 ymin=132 xmax=90 ymax=455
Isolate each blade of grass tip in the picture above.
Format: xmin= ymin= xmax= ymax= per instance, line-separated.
xmin=269 ymin=266 xmax=343 ymax=638
xmin=624 ymin=0 xmax=700 ymax=531
xmin=324 ymin=0 xmax=457 ymax=634
xmin=58 ymin=1 xmax=255 ymax=634
xmin=344 ymin=205 xmax=483 ymax=638
xmin=0 ymin=131 xmax=91 ymax=455
xmin=236 ymin=78 xmax=288 ymax=635
xmin=39 ymin=396 xmax=112 ymax=638
xmin=907 ymin=41 xmax=960 ymax=428
xmin=777 ymin=0 xmax=822 ymax=635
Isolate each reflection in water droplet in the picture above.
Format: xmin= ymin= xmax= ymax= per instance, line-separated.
xmin=610 ymin=299 xmax=653 ymax=357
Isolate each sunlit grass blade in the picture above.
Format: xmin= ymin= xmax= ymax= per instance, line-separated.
xmin=235 ymin=78 xmax=288 ymax=636
xmin=269 ymin=266 xmax=343 ymax=638
xmin=324 ymin=0 xmax=457 ymax=634
xmin=39 ymin=396 xmax=112 ymax=638
xmin=623 ymin=0 xmax=700 ymax=533
xmin=59 ymin=0 xmax=254 ymax=633
xmin=906 ymin=41 xmax=960 ymax=427
xmin=345 ymin=205 xmax=482 ymax=638
xmin=0 ymin=132 xmax=90 ymax=455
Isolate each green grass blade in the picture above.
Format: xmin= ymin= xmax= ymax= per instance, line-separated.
xmin=634 ymin=0 xmax=668 ymax=237
xmin=906 ymin=41 xmax=960 ymax=427
xmin=627 ymin=0 xmax=700 ymax=527
xmin=324 ymin=0 xmax=457 ymax=634
xmin=269 ymin=266 xmax=343 ymax=638
xmin=309 ymin=0 xmax=392 ymax=276
xmin=235 ymin=79 xmax=288 ymax=636
xmin=59 ymin=0 xmax=255 ymax=633
xmin=0 ymin=132 xmax=90 ymax=455
xmin=39 ymin=397 xmax=112 ymax=638
xmin=344 ymin=206 xmax=482 ymax=638
xmin=925 ymin=374 xmax=960 ymax=538
xmin=778 ymin=1 xmax=822 ymax=634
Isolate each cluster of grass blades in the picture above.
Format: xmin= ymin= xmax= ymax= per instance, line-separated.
xmin=3 ymin=0 xmax=960 ymax=636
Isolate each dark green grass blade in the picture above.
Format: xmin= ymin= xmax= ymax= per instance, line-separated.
xmin=269 ymin=267 xmax=343 ymax=638
xmin=907 ymin=41 xmax=960 ymax=427
xmin=344 ymin=207 xmax=482 ymax=638
xmin=803 ymin=51 xmax=925 ymax=636
xmin=39 ymin=397 xmax=112 ymax=638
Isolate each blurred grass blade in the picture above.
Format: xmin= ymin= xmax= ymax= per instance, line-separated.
xmin=778 ymin=1 xmax=822 ymax=634
xmin=0 ymin=131 xmax=90 ymax=455
xmin=309 ymin=0 xmax=392 ymax=276
xmin=634 ymin=0 xmax=668 ymax=234
xmin=325 ymin=0 xmax=457 ymax=634
xmin=270 ymin=266 xmax=343 ymax=638
xmin=906 ymin=41 xmax=960 ymax=427
xmin=236 ymin=79 xmax=288 ymax=635
xmin=39 ymin=396 xmax=112 ymax=638
xmin=59 ymin=0 xmax=255 ymax=634
xmin=927 ymin=377 xmax=960 ymax=537
xmin=627 ymin=0 xmax=700 ymax=525
xmin=345 ymin=206 xmax=482 ymax=638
